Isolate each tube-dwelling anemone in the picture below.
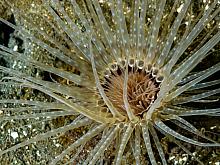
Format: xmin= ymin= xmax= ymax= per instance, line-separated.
xmin=0 ymin=0 xmax=220 ymax=164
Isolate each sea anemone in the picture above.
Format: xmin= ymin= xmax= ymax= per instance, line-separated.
xmin=0 ymin=0 xmax=220 ymax=164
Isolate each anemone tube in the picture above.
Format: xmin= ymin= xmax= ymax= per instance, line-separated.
xmin=0 ymin=0 xmax=220 ymax=164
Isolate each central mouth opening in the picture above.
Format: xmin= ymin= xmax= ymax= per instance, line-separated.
xmin=101 ymin=59 xmax=163 ymax=119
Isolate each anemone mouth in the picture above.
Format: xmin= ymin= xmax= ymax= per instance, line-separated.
xmin=101 ymin=59 xmax=164 ymax=119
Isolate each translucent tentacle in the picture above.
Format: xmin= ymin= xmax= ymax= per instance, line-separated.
xmin=163 ymin=0 xmax=219 ymax=74
xmin=138 ymin=0 xmax=147 ymax=59
xmin=88 ymin=0 xmax=120 ymax=62
xmin=178 ymin=69 xmax=214 ymax=86
xmin=134 ymin=125 xmax=141 ymax=164
xmin=2 ymin=77 xmax=95 ymax=104
xmin=6 ymin=1 xmax=89 ymax=70
xmin=0 ymin=48 xmax=92 ymax=87
xmin=166 ymin=62 xmax=220 ymax=101
xmin=4 ymin=76 xmax=114 ymax=123
xmin=149 ymin=123 xmax=167 ymax=165
xmin=0 ymin=18 xmax=86 ymax=70
xmin=163 ymin=107 xmax=220 ymax=116
xmin=114 ymin=0 xmax=130 ymax=49
xmin=115 ymin=123 xmax=134 ymax=165
xmin=0 ymin=106 xmax=68 ymax=113
xmin=155 ymin=119 xmax=220 ymax=147
xmin=170 ymin=116 xmax=217 ymax=143
xmin=70 ymin=0 xmax=92 ymax=33
xmin=147 ymin=0 xmax=166 ymax=63
xmin=173 ymin=88 xmax=220 ymax=104
xmin=51 ymin=0 xmax=89 ymax=48
xmin=169 ymin=31 xmax=220 ymax=87
xmin=157 ymin=126 xmax=204 ymax=165
xmin=189 ymin=79 xmax=220 ymax=90
xmin=157 ymin=0 xmax=191 ymax=67
xmin=90 ymin=40 xmax=125 ymax=121
xmin=88 ymin=126 xmax=118 ymax=165
xmin=179 ymin=108 xmax=220 ymax=116
xmin=131 ymin=0 xmax=140 ymax=56
xmin=141 ymin=123 xmax=157 ymax=165
xmin=43 ymin=1 xmax=91 ymax=60
xmin=172 ymin=138 xmax=204 ymax=165
xmin=49 ymin=124 xmax=106 ymax=165
xmin=123 ymin=59 xmax=138 ymax=122
xmin=63 ymin=144 xmax=85 ymax=165
xmin=0 ymin=111 xmax=75 ymax=121
xmin=83 ymin=127 xmax=113 ymax=165
xmin=0 ymin=117 xmax=91 ymax=156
